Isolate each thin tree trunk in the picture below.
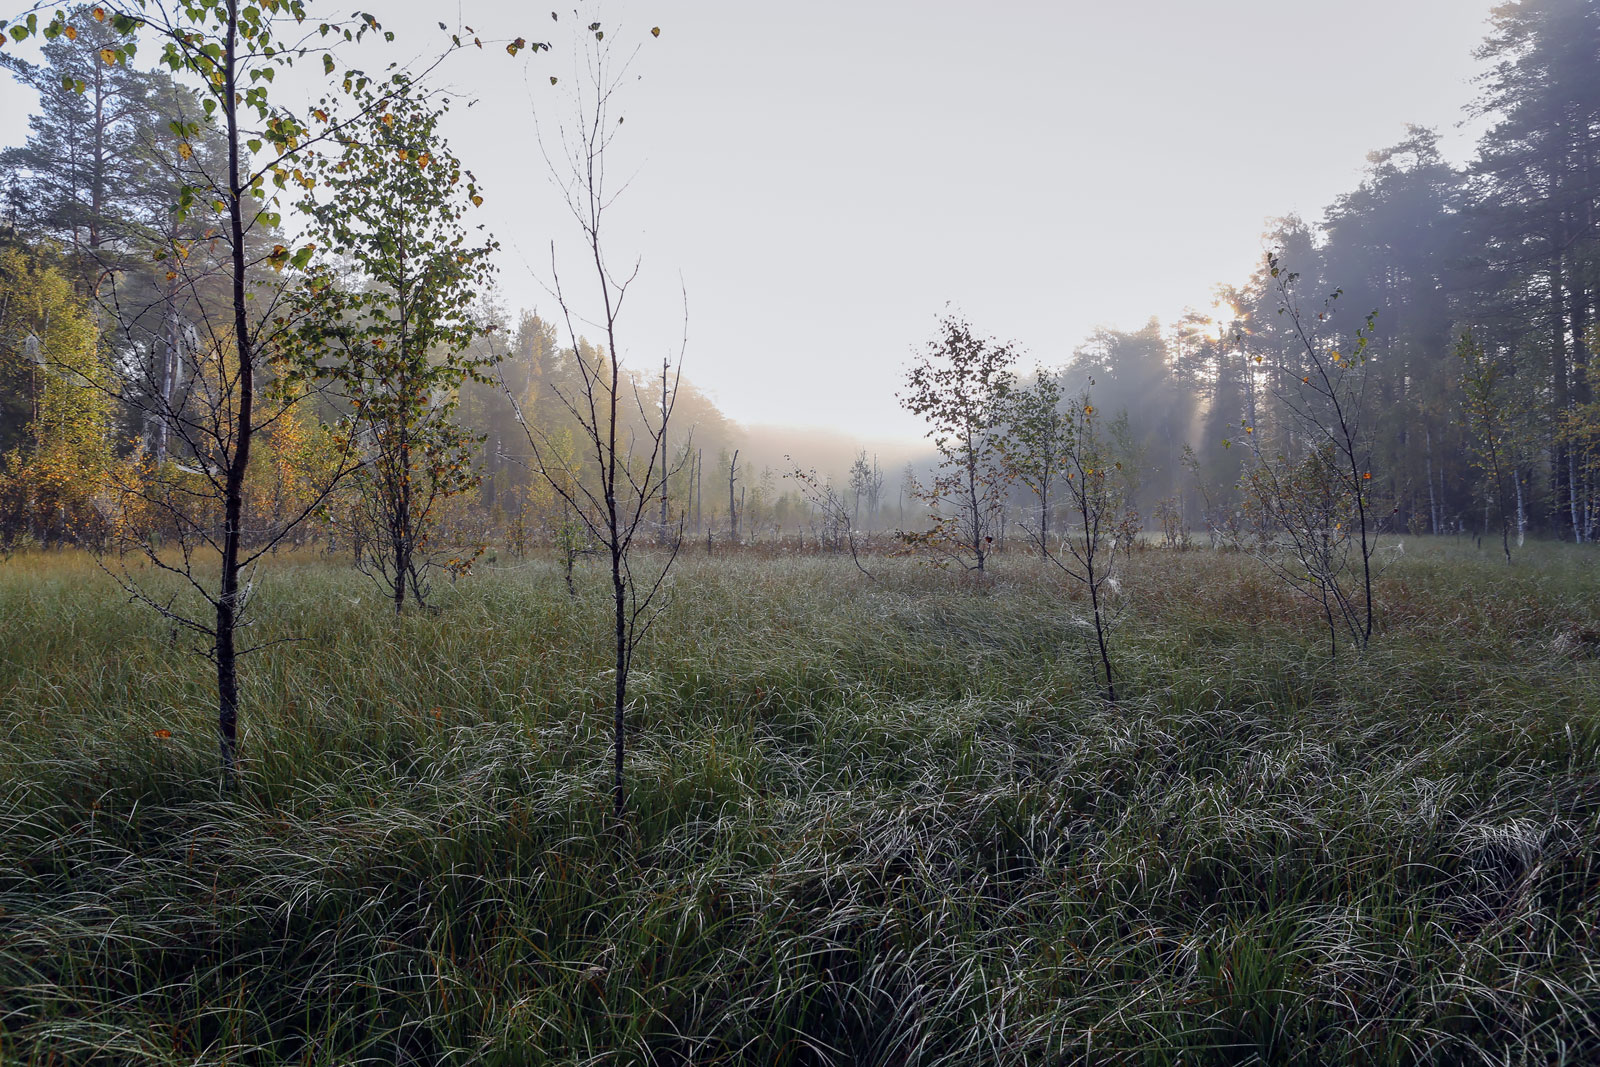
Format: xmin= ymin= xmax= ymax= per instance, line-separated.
xmin=1580 ymin=463 xmax=1593 ymax=543
xmin=727 ymin=448 xmax=739 ymax=544
xmin=1570 ymin=445 xmax=1583 ymax=543
xmin=612 ymin=549 xmax=626 ymax=822
xmin=1323 ymin=588 xmax=1338 ymax=661
xmin=1088 ymin=568 xmax=1115 ymax=702
xmin=393 ymin=440 xmax=409 ymax=615
xmin=1080 ymin=490 xmax=1115 ymax=702
xmin=89 ymin=59 xmax=105 ymax=253
xmin=967 ymin=428 xmax=985 ymax=572
xmin=1355 ymin=477 xmax=1374 ymax=646
xmin=393 ymin=540 xmax=406 ymax=614
xmin=1552 ymin=249 xmax=1572 ymax=529
xmin=155 ymin=301 xmax=178 ymax=463
xmin=659 ymin=357 xmax=669 ymax=544
xmin=1515 ymin=467 xmax=1526 ymax=548
xmin=217 ymin=0 xmax=252 ymax=786
xmin=1332 ymin=402 xmax=1374 ymax=647
xmin=1425 ymin=426 xmax=1439 ymax=535
xmin=1039 ymin=482 xmax=1049 ymax=557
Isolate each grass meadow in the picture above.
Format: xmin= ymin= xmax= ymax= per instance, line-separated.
xmin=1 ymin=538 xmax=1598 ymax=1065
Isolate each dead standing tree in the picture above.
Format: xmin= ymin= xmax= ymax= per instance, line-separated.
xmin=847 ymin=450 xmax=884 ymax=531
xmin=726 ymin=447 xmax=739 ymax=545
xmin=510 ymin=14 xmax=680 ymax=822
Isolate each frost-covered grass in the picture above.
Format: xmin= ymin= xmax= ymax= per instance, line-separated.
xmin=1 ymin=539 xmax=1598 ymax=1065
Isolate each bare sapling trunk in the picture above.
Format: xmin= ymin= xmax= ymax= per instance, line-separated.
xmin=508 ymin=20 xmax=683 ymax=824
xmin=1039 ymin=487 xmax=1049 ymax=557
xmin=1077 ymin=472 xmax=1117 ymax=704
xmin=966 ymin=431 xmax=987 ymax=573
xmin=1570 ymin=446 xmax=1583 ymax=544
xmin=393 ymin=438 xmax=410 ymax=615
xmin=659 ymin=356 xmax=670 ymax=545
xmin=1425 ymin=426 xmax=1439 ymax=535
xmin=217 ymin=6 xmax=251 ymax=783
xmin=1514 ymin=468 xmax=1526 ymax=547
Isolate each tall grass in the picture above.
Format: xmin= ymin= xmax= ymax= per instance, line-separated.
xmin=1 ymin=539 xmax=1597 ymax=1064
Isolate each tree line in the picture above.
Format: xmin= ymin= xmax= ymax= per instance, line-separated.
xmin=0 ymin=4 xmax=843 ymax=571
xmin=15 ymin=2 xmax=1593 ymax=572
xmin=912 ymin=0 xmax=1600 ymax=550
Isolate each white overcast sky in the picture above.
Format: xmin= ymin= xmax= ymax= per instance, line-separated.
xmin=1 ymin=1 xmax=1495 ymax=442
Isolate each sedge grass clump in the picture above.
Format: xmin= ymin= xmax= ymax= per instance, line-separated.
xmin=0 ymin=541 xmax=1597 ymax=1064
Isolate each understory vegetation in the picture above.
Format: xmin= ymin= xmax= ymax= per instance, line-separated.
xmin=2 ymin=541 xmax=1598 ymax=1065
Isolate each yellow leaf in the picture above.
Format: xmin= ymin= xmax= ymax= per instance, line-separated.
xmin=313 ymin=108 xmax=328 ymax=122
xmin=471 ymin=194 xmax=483 ymax=207
xmin=92 ymin=6 xmax=105 ymax=21
xmin=99 ymin=48 xmax=117 ymax=65
xmin=651 ymin=26 xmax=660 ymax=37
xmin=381 ymin=112 xmax=394 ymax=126
xmin=64 ymin=25 xmax=77 ymax=40
xmin=177 ymin=141 xmax=193 ymax=160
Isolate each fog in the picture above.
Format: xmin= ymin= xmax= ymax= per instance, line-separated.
xmin=1 ymin=0 xmax=1491 ymax=458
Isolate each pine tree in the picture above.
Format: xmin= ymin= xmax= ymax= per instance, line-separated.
xmin=0 ymin=5 xmax=160 ymax=271
xmin=1470 ymin=0 xmax=1600 ymax=538
xmin=1321 ymin=127 xmax=1464 ymax=533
